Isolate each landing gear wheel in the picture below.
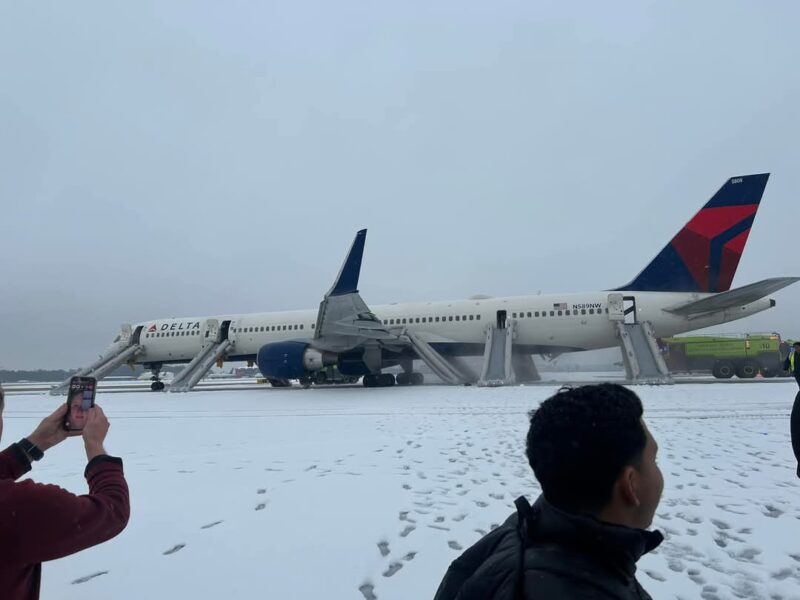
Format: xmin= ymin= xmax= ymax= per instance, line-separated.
xmin=735 ymin=360 xmax=759 ymax=379
xmin=378 ymin=373 xmax=396 ymax=387
xmin=410 ymin=372 xmax=424 ymax=385
xmin=150 ymin=381 xmax=165 ymax=391
xmin=712 ymin=360 xmax=735 ymax=379
xmin=396 ymin=373 xmax=411 ymax=386
xmin=363 ymin=374 xmax=396 ymax=388
xmin=299 ymin=376 xmax=312 ymax=389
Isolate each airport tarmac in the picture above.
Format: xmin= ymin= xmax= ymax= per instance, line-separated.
xmin=3 ymin=381 xmax=799 ymax=599
xmin=3 ymin=372 xmax=794 ymax=396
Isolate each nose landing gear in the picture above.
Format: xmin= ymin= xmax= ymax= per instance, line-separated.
xmin=148 ymin=364 xmax=165 ymax=391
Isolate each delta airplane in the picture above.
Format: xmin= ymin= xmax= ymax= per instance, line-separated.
xmin=56 ymin=174 xmax=798 ymax=392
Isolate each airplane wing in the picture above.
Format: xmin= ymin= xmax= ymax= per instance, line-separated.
xmin=664 ymin=277 xmax=799 ymax=316
xmin=312 ymin=230 xmax=402 ymax=351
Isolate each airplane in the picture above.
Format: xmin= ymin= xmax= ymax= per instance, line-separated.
xmin=53 ymin=173 xmax=798 ymax=392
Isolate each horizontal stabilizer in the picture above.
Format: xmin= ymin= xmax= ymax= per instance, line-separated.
xmin=664 ymin=277 xmax=800 ymax=316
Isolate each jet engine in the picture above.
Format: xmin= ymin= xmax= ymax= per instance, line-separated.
xmin=256 ymin=342 xmax=336 ymax=380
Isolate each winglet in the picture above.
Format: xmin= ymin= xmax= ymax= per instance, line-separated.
xmin=327 ymin=229 xmax=367 ymax=297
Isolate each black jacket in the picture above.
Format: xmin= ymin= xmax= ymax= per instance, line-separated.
xmin=433 ymin=496 xmax=663 ymax=600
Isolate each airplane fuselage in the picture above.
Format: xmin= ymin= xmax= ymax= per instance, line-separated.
xmin=131 ymin=290 xmax=774 ymax=367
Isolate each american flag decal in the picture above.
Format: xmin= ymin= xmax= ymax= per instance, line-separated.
xmin=553 ymin=302 xmax=567 ymax=310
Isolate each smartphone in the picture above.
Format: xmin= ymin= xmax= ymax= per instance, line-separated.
xmin=64 ymin=376 xmax=96 ymax=431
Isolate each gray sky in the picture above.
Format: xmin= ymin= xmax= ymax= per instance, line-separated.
xmin=1 ymin=1 xmax=799 ymax=370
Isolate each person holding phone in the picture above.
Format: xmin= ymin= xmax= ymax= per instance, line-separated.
xmin=0 ymin=384 xmax=130 ymax=600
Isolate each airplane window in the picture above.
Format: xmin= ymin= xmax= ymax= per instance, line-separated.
xmin=312 ymin=324 xmax=315 ymax=329
xmin=581 ymin=309 xmax=586 ymax=315
xmin=415 ymin=318 xmax=420 ymax=323
xmin=512 ymin=313 xmax=516 ymax=318
xmin=402 ymin=319 xmax=407 ymax=324
xmin=455 ymin=316 xmax=460 ymax=321
xmin=300 ymin=324 xmax=304 ymax=330
xmin=462 ymin=315 xmax=467 ymax=320
xmin=390 ymin=319 xmax=394 ymax=325
xmin=469 ymin=315 xmax=473 ymax=321
xmin=421 ymin=318 xmax=426 ymax=323
xmin=605 ymin=308 xmax=609 ymax=313
xmin=435 ymin=317 xmax=439 ymax=322
xmin=295 ymin=325 xmax=299 ymax=330
xmin=550 ymin=311 xmax=555 ymax=316
xmin=284 ymin=325 xmax=288 ymax=330
xmin=535 ymin=312 xmax=540 ymax=317
xmin=448 ymin=316 xmax=453 ymax=321
xmin=565 ymin=310 xmax=570 ymax=316
xmin=558 ymin=311 xmax=563 ymax=316
xmin=476 ymin=315 xmax=481 ymax=320
xmin=383 ymin=320 xmax=387 ymax=324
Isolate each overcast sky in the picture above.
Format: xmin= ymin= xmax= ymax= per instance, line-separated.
xmin=1 ymin=1 xmax=799 ymax=370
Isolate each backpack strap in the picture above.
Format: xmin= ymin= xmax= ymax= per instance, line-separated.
xmin=513 ymin=496 xmax=533 ymax=600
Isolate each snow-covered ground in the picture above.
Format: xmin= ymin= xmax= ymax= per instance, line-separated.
xmin=3 ymin=382 xmax=800 ymax=600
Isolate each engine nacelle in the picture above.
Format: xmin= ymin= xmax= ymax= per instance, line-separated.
xmin=256 ymin=342 xmax=335 ymax=380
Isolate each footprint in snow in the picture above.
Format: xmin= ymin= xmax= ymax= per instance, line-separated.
xmin=644 ymin=570 xmax=666 ymax=582
xmin=358 ymin=582 xmax=377 ymax=600
xmin=383 ymin=562 xmax=403 ymax=577
xmin=255 ymin=502 xmax=267 ymax=511
xmin=448 ymin=540 xmax=463 ymax=550
xmin=72 ymin=571 xmax=109 ymax=584
xmin=377 ymin=541 xmax=390 ymax=557
xmin=399 ymin=525 xmax=416 ymax=537
xmin=201 ymin=520 xmax=223 ymax=530
xmin=163 ymin=543 xmax=186 ymax=555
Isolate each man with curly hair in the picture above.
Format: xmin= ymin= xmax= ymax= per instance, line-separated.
xmin=434 ymin=383 xmax=664 ymax=600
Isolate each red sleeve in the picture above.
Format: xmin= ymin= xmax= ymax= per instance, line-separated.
xmin=0 ymin=445 xmax=32 ymax=481
xmin=2 ymin=456 xmax=130 ymax=564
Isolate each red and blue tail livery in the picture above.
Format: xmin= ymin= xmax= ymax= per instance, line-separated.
xmin=618 ymin=174 xmax=770 ymax=293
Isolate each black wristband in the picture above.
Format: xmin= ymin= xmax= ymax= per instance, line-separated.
xmin=18 ymin=438 xmax=44 ymax=462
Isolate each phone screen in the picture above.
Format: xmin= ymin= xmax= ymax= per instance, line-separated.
xmin=64 ymin=376 xmax=96 ymax=431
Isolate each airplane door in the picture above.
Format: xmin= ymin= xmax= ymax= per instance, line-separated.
xmin=203 ymin=319 xmax=220 ymax=344
xmin=219 ymin=320 xmax=231 ymax=341
xmin=497 ymin=310 xmax=507 ymax=329
xmin=131 ymin=325 xmax=144 ymax=345
xmin=607 ymin=294 xmax=624 ymax=321
xmin=623 ymin=296 xmax=637 ymax=324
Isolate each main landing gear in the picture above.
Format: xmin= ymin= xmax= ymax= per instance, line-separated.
xmin=148 ymin=364 xmax=165 ymax=391
xmin=396 ymin=372 xmax=424 ymax=386
xmin=362 ymin=373 xmax=396 ymax=388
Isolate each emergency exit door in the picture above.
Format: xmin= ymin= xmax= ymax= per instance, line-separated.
xmin=623 ymin=296 xmax=637 ymax=324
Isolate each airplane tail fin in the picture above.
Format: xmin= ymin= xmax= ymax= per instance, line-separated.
xmin=616 ymin=174 xmax=770 ymax=293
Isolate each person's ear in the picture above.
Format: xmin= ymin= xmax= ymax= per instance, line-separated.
xmin=618 ymin=465 xmax=641 ymax=508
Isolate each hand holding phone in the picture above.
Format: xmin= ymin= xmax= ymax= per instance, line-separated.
xmin=64 ymin=377 xmax=97 ymax=432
